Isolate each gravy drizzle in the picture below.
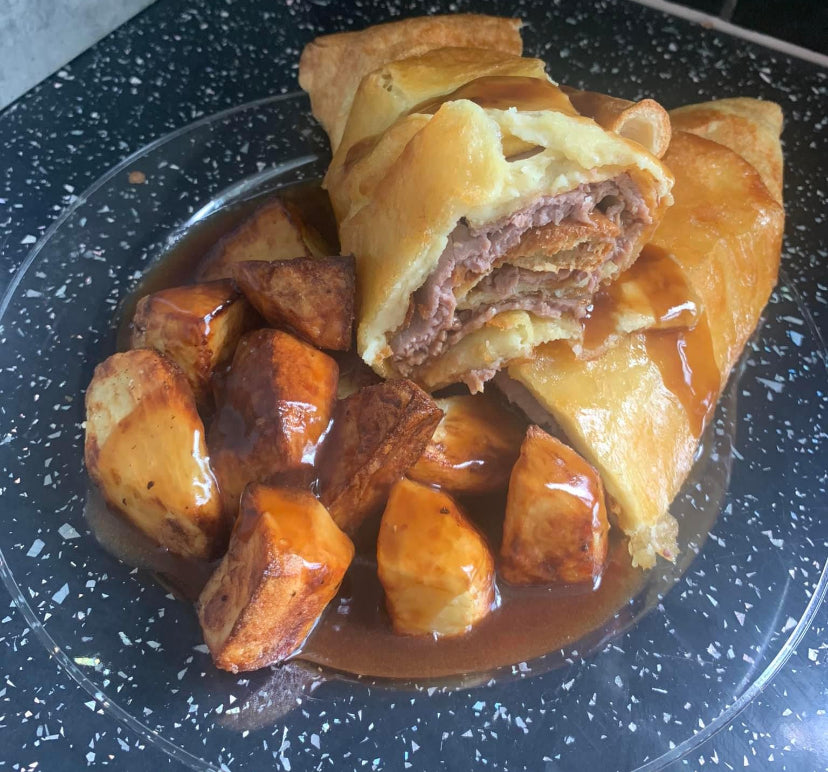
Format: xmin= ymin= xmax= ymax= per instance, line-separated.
xmin=580 ymin=244 xmax=719 ymax=438
xmin=645 ymin=318 xmax=720 ymax=439
xmin=582 ymin=245 xmax=700 ymax=354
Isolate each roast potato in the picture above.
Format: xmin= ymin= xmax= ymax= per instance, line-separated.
xmin=407 ymin=394 xmax=525 ymax=494
xmin=197 ymin=484 xmax=353 ymax=672
xmin=317 ymin=379 xmax=442 ymax=534
xmin=208 ymin=329 xmax=338 ymax=516
xmin=232 ymin=255 xmax=355 ymax=350
xmin=131 ymin=280 xmax=256 ymax=406
xmin=377 ymin=478 xmax=495 ymax=637
xmin=500 ymin=425 xmax=609 ymax=586
xmin=84 ymin=349 xmax=229 ymax=560
xmin=197 ymin=198 xmax=329 ymax=281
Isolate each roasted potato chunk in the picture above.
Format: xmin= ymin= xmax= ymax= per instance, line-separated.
xmin=501 ymin=426 xmax=609 ymax=586
xmin=131 ymin=280 xmax=256 ymax=406
xmin=232 ymin=255 xmax=355 ymax=350
xmin=377 ymin=478 xmax=495 ymax=637
xmin=84 ymin=349 xmax=229 ymax=560
xmin=197 ymin=484 xmax=353 ymax=672
xmin=317 ymin=380 xmax=442 ymax=534
xmin=208 ymin=329 xmax=338 ymax=516
xmin=408 ymin=394 xmax=525 ymax=494
xmin=197 ymin=198 xmax=328 ymax=281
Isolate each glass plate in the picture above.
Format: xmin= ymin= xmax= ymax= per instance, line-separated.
xmin=1 ymin=93 xmax=825 ymax=771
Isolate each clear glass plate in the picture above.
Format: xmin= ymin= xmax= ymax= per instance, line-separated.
xmin=1 ymin=93 xmax=825 ymax=771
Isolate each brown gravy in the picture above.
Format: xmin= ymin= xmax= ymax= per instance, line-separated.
xmin=581 ymin=244 xmax=720 ymax=439
xmin=300 ymin=505 xmax=641 ymax=680
xmin=582 ymin=245 xmax=700 ymax=353
xmin=645 ymin=317 xmax=720 ymax=438
xmin=95 ymin=182 xmax=681 ymax=682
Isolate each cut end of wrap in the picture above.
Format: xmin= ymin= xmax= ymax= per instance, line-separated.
xmin=562 ymin=86 xmax=672 ymax=159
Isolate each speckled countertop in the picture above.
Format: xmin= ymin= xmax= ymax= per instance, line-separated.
xmin=0 ymin=0 xmax=826 ymax=770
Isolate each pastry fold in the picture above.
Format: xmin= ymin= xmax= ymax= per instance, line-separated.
xmin=501 ymin=99 xmax=785 ymax=568
xmin=298 ymin=14 xmax=523 ymax=153
xmin=299 ymin=20 xmax=674 ymax=391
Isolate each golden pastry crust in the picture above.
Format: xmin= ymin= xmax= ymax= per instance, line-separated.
xmin=507 ymin=108 xmax=784 ymax=568
xmin=669 ymin=97 xmax=784 ymax=205
xmin=330 ymin=48 xmax=552 ymax=210
xmin=298 ymin=14 xmax=523 ymax=151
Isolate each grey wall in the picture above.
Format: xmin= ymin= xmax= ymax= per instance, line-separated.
xmin=0 ymin=0 xmax=157 ymax=109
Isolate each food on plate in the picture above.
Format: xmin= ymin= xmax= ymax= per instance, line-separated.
xmin=407 ymin=394 xmax=524 ymax=495
xmin=81 ymin=12 xmax=786 ymax=677
xmin=197 ymin=197 xmax=329 ymax=281
xmin=208 ymin=328 xmax=338 ymax=516
xmin=84 ymin=348 xmax=229 ymax=560
xmin=500 ymin=426 xmax=609 ymax=585
xmin=299 ymin=24 xmax=675 ymax=391
xmin=377 ymin=477 xmax=496 ymax=637
xmin=197 ymin=484 xmax=353 ymax=672
xmin=316 ymin=379 xmax=443 ymax=534
xmin=501 ymin=99 xmax=784 ymax=567
xmin=232 ymin=254 xmax=355 ymax=350
xmin=130 ymin=279 xmax=256 ymax=406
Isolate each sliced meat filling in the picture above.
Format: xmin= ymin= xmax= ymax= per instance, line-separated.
xmin=390 ymin=173 xmax=651 ymax=375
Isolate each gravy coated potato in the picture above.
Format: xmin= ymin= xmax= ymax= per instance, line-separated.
xmin=501 ymin=426 xmax=609 ymax=586
xmin=317 ymin=379 xmax=442 ymax=534
xmin=233 ymin=255 xmax=356 ymax=350
xmin=131 ymin=280 xmax=256 ymax=406
xmin=377 ymin=478 xmax=495 ymax=637
xmin=84 ymin=349 xmax=229 ymax=560
xmin=197 ymin=198 xmax=329 ymax=281
xmin=197 ymin=484 xmax=353 ymax=672
xmin=208 ymin=329 xmax=338 ymax=516
xmin=407 ymin=394 xmax=524 ymax=494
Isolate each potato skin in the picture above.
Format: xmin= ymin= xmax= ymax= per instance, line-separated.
xmin=377 ymin=478 xmax=495 ymax=637
xmin=131 ymin=280 xmax=256 ymax=406
xmin=407 ymin=394 xmax=524 ymax=494
xmin=197 ymin=484 xmax=354 ymax=672
xmin=207 ymin=329 xmax=338 ymax=516
xmin=233 ymin=255 xmax=356 ymax=350
xmin=500 ymin=425 xmax=609 ymax=586
xmin=317 ymin=379 xmax=442 ymax=534
xmin=84 ymin=349 xmax=229 ymax=560
xmin=197 ymin=198 xmax=328 ymax=281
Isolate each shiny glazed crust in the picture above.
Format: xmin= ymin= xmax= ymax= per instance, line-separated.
xmin=508 ymin=100 xmax=785 ymax=568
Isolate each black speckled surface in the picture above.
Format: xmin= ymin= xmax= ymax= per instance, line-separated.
xmin=0 ymin=1 xmax=826 ymax=770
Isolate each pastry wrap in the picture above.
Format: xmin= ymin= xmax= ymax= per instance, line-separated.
xmin=299 ymin=18 xmax=675 ymax=391
xmin=500 ymin=99 xmax=785 ymax=567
